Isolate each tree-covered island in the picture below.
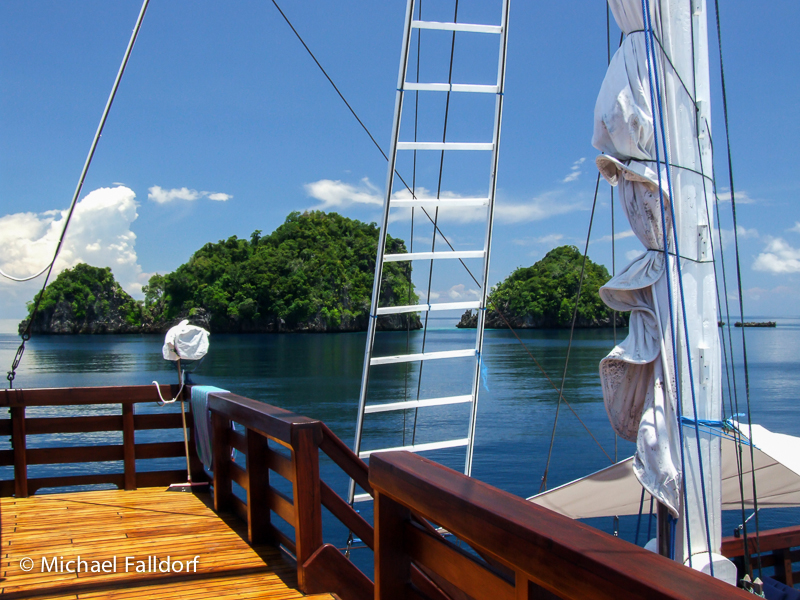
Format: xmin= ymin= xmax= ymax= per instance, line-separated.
xmin=457 ymin=245 xmax=627 ymax=329
xmin=19 ymin=211 xmax=420 ymax=334
xmin=19 ymin=219 xmax=626 ymax=335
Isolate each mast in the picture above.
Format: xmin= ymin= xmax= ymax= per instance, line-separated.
xmin=594 ymin=0 xmax=735 ymax=581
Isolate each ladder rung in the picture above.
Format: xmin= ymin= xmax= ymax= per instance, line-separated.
xmin=384 ymin=250 xmax=485 ymax=262
xmin=376 ymin=301 xmax=481 ymax=316
xmin=371 ymin=349 xmax=476 ymax=366
xmin=412 ymin=20 xmax=502 ymax=34
xmin=396 ymin=141 xmax=493 ymax=151
xmin=353 ymin=493 xmax=372 ymax=503
xmin=391 ymin=197 xmax=489 ymax=209
xmin=403 ymin=82 xmax=499 ymax=94
xmin=365 ymin=395 xmax=473 ymax=414
xmin=359 ymin=438 xmax=470 ymax=459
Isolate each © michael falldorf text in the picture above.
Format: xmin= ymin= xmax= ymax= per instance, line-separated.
xmin=30 ymin=555 xmax=200 ymax=573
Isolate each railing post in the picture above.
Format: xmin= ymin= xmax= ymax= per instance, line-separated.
xmin=775 ymin=549 xmax=794 ymax=586
xmin=10 ymin=406 xmax=27 ymax=498
xmin=245 ymin=429 xmax=271 ymax=544
xmin=212 ymin=411 xmax=232 ymax=512
xmin=122 ymin=403 xmax=136 ymax=490
xmin=291 ymin=423 xmax=323 ymax=593
xmin=374 ymin=489 xmax=411 ymax=599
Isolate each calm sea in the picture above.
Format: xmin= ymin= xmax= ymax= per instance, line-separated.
xmin=1 ymin=317 xmax=798 ymax=558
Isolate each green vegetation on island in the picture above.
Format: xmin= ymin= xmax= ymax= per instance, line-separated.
xmin=457 ymin=245 xmax=627 ymax=329
xmin=21 ymin=211 xmax=420 ymax=334
xmin=20 ymin=263 xmax=145 ymax=334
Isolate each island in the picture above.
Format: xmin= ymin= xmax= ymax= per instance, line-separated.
xmin=457 ymin=245 xmax=627 ymax=329
xmin=19 ymin=211 xmax=420 ymax=334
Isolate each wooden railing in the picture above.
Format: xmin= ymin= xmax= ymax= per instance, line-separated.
xmin=6 ymin=386 xmax=793 ymax=600
xmin=722 ymin=525 xmax=800 ymax=587
xmin=369 ymin=451 xmax=755 ymax=600
xmin=0 ymin=386 xmax=376 ymax=598
xmin=0 ymin=385 xmax=200 ymax=496
xmin=205 ymin=391 xmax=373 ymax=599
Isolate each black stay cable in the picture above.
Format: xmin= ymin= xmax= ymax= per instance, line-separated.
xmin=6 ymin=0 xmax=151 ymax=389
xmin=270 ymin=0 xmax=481 ymax=290
xmin=539 ymin=172 xmax=604 ymax=492
xmin=275 ymin=0 xmax=612 ymax=464
xmin=713 ymin=0 xmax=762 ymax=575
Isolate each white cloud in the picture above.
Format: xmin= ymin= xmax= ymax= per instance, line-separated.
xmin=718 ymin=225 xmax=759 ymax=248
xmin=305 ymin=177 xmax=382 ymax=210
xmin=625 ymin=249 xmax=644 ymax=261
xmin=789 ymin=222 xmax=800 ymax=234
xmin=148 ymin=186 xmax=232 ymax=204
xmin=418 ymin=290 xmax=441 ymax=301
xmin=594 ymin=230 xmax=636 ymax=243
xmin=447 ymin=284 xmax=480 ymax=300
xmin=562 ymin=157 xmax=586 ymax=184
xmin=148 ymin=186 xmax=201 ymax=203
xmin=304 ymin=177 xmax=585 ymax=226
xmin=0 ymin=186 xmax=148 ymax=317
xmin=753 ymin=238 xmax=800 ymax=274
xmin=496 ymin=191 xmax=583 ymax=223
xmin=205 ymin=192 xmax=232 ymax=202
xmin=716 ymin=190 xmax=757 ymax=205
xmin=512 ymin=233 xmax=564 ymax=246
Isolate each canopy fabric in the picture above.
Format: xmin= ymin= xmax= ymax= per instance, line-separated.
xmin=592 ymin=0 xmax=721 ymax=532
xmin=528 ymin=423 xmax=800 ymax=519
xmin=162 ymin=319 xmax=210 ymax=361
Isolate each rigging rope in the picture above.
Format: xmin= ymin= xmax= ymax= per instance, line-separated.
xmin=539 ymin=172 xmax=605 ymax=493
xmin=639 ymin=0 xmax=694 ymax=566
xmin=275 ymin=0 xmax=616 ymax=470
xmin=686 ymin=7 xmax=756 ymax=577
xmin=6 ymin=0 xmax=151 ymax=388
xmin=713 ymin=0 xmax=763 ymax=575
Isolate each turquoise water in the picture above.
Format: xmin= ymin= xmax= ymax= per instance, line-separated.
xmin=1 ymin=318 xmax=798 ymax=555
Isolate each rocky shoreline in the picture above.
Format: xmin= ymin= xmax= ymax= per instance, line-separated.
xmin=456 ymin=308 xmax=627 ymax=329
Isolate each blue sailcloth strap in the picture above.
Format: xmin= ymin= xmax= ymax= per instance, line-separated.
xmin=679 ymin=415 xmax=753 ymax=445
xmin=190 ymin=386 xmax=229 ymax=469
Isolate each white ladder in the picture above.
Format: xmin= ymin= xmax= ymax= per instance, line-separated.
xmin=350 ymin=0 xmax=510 ymax=504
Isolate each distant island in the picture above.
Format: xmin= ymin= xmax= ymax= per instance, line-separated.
xmin=19 ymin=211 xmax=421 ymax=334
xmin=457 ymin=245 xmax=627 ymax=329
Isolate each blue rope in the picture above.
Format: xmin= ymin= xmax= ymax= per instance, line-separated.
xmin=642 ymin=1 xmax=716 ymax=575
xmin=635 ymin=487 xmax=646 ymax=546
xmin=639 ymin=0 xmax=691 ymax=567
xmin=669 ymin=515 xmax=678 ymax=560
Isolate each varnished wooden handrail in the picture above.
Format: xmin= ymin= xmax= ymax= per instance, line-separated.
xmin=3 ymin=385 xmax=374 ymax=599
xmin=203 ymin=389 xmax=372 ymax=599
xmin=370 ymin=451 xmax=754 ymax=600
xmin=206 ymin=391 xmax=320 ymax=447
xmin=722 ymin=525 xmax=800 ymax=587
xmin=0 ymin=384 xmax=183 ymax=406
xmin=722 ymin=524 xmax=800 ymax=556
xmin=1 ymin=385 xmax=197 ymax=497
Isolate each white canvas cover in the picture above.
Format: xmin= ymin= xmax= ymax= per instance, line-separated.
xmin=162 ymin=319 xmax=210 ymax=361
xmin=593 ymin=0 xmax=721 ymax=558
xmin=529 ymin=423 xmax=800 ymax=519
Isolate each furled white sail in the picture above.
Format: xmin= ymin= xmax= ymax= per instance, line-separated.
xmin=594 ymin=0 xmax=723 ymax=566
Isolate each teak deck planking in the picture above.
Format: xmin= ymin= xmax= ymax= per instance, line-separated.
xmin=0 ymin=487 xmax=333 ymax=600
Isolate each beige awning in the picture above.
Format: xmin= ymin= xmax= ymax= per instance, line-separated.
xmin=528 ymin=423 xmax=800 ymax=519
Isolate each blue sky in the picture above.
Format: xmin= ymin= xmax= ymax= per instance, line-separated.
xmin=1 ymin=0 xmax=798 ymax=326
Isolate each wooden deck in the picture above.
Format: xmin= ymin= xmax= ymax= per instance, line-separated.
xmin=0 ymin=487 xmax=333 ymax=600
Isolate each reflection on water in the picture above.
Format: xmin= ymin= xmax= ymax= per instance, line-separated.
xmin=1 ymin=319 xmax=798 ymax=549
